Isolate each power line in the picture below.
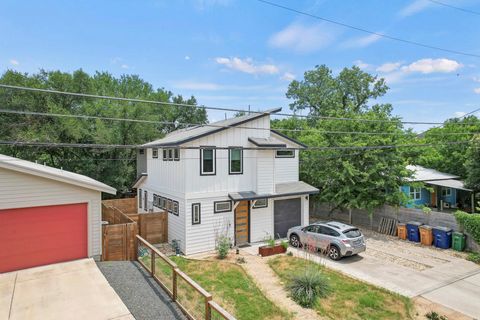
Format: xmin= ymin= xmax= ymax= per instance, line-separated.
xmin=0 ymin=139 xmax=474 ymax=151
xmin=255 ymin=0 xmax=480 ymax=58
xmin=3 ymin=108 xmax=479 ymax=136
xmin=1 ymin=84 xmax=478 ymax=126
xmin=427 ymin=0 xmax=480 ymax=16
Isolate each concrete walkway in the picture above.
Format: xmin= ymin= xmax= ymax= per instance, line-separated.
xmin=0 ymin=259 xmax=133 ymax=320
xmin=97 ymin=261 xmax=186 ymax=320
xmin=240 ymin=253 xmax=321 ymax=320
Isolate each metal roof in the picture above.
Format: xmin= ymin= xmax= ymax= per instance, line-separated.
xmin=0 ymin=153 xmax=116 ymax=194
xmin=142 ymin=108 xmax=282 ymax=147
xmin=247 ymin=137 xmax=286 ymax=148
xmin=424 ymin=179 xmax=472 ymax=191
xmin=406 ymin=165 xmax=459 ymax=182
xmin=229 ymin=181 xmax=319 ymax=201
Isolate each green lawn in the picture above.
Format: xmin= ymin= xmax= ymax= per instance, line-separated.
xmin=268 ymin=255 xmax=413 ymax=320
xmin=140 ymin=254 xmax=290 ymax=320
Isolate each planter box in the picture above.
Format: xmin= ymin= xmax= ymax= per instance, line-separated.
xmin=258 ymin=244 xmax=287 ymax=257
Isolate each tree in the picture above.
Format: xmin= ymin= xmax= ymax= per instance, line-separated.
xmin=0 ymin=69 xmax=207 ymax=195
xmin=276 ymin=65 xmax=410 ymax=217
xmin=465 ymin=135 xmax=480 ymax=192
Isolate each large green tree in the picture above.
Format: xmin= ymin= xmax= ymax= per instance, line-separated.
xmin=274 ymin=65 xmax=411 ymax=216
xmin=0 ymin=69 xmax=207 ymax=195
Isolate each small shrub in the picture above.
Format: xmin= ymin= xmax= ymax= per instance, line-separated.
xmin=216 ymin=235 xmax=230 ymax=259
xmin=286 ymin=251 xmax=293 ymax=256
xmin=425 ymin=311 xmax=448 ymax=320
xmin=281 ymin=239 xmax=289 ymax=250
xmin=422 ymin=206 xmax=432 ymax=214
xmin=236 ymin=256 xmax=246 ymax=264
xmin=287 ymin=267 xmax=330 ymax=308
xmin=455 ymin=211 xmax=480 ymax=244
xmin=264 ymin=234 xmax=276 ymax=247
xmin=467 ymin=252 xmax=480 ymax=264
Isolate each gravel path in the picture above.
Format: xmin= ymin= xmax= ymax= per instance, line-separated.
xmin=96 ymin=261 xmax=186 ymax=320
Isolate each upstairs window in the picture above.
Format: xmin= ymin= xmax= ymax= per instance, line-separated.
xmin=409 ymin=187 xmax=421 ymax=200
xmin=152 ymin=148 xmax=158 ymax=158
xmin=229 ymin=148 xmax=243 ymax=175
xmin=276 ymin=149 xmax=295 ymax=158
xmin=200 ymin=147 xmax=216 ymax=175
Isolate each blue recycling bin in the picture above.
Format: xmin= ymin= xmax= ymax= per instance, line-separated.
xmin=406 ymin=221 xmax=423 ymax=242
xmin=432 ymin=227 xmax=452 ymax=249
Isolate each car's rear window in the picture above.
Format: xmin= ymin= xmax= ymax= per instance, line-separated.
xmin=343 ymin=228 xmax=361 ymax=238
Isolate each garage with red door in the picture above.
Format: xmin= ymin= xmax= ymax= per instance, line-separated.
xmin=0 ymin=153 xmax=116 ymax=273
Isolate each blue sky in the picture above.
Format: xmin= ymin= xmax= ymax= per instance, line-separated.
xmin=1 ymin=0 xmax=480 ymax=131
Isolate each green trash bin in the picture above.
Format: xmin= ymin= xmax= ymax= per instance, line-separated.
xmin=452 ymin=232 xmax=466 ymax=251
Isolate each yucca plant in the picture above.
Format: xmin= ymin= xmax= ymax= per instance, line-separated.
xmin=288 ymin=267 xmax=330 ymax=308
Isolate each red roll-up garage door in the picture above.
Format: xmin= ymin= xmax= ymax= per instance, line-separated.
xmin=0 ymin=203 xmax=88 ymax=273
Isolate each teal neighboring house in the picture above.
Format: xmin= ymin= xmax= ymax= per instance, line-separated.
xmin=402 ymin=165 xmax=475 ymax=213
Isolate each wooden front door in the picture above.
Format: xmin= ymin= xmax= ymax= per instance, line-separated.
xmin=235 ymin=201 xmax=249 ymax=245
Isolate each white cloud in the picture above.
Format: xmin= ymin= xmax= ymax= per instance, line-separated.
xmin=193 ymin=0 xmax=232 ymax=9
xmin=473 ymin=76 xmax=480 ymax=83
xmin=185 ymin=55 xmax=191 ymax=60
xmin=215 ymin=57 xmax=279 ymax=75
xmin=399 ymin=0 xmax=432 ymax=17
xmin=120 ymin=64 xmax=129 ymax=69
xmin=342 ymin=33 xmax=382 ymax=48
xmin=401 ymin=58 xmax=462 ymax=74
xmin=268 ymin=22 xmax=336 ymax=53
xmin=173 ymin=80 xmax=272 ymax=91
xmin=376 ymin=62 xmax=402 ymax=73
xmin=474 ymin=88 xmax=480 ymax=94
xmin=353 ymin=60 xmax=370 ymax=70
xmin=454 ymin=111 xmax=467 ymax=117
xmin=280 ymin=72 xmax=296 ymax=81
xmin=9 ymin=59 xmax=19 ymax=66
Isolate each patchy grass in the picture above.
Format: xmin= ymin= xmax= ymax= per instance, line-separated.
xmin=466 ymin=252 xmax=480 ymax=265
xmin=268 ymin=255 xmax=413 ymax=320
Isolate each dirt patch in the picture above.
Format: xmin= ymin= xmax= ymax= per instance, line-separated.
xmin=413 ymin=297 xmax=474 ymax=320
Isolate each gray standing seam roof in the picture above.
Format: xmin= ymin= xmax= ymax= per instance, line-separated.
xmin=229 ymin=181 xmax=319 ymax=201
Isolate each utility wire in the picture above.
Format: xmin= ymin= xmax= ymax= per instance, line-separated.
xmin=255 ymin=0 xmax=480 ymax=58
xmin=0 ymin=140 xmax=474 ymax=151
xmin=427 ymin=0 xmax=480 ymax=16
xmin=2 ymin=108 xmax=479 ymax=136
xmin=1 ymin=84 xmax=478 ymax=126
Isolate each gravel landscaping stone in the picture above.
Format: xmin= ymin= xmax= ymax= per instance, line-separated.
xmin=97 ymin=261 xmax=186 ymax=320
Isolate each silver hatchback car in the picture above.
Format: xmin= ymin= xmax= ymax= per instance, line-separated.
xmin=287 ymin=221 xmax=366 ymax=260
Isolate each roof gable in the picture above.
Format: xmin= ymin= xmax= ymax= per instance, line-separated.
xmin=0 ymin=154 xmax=116 ymax=194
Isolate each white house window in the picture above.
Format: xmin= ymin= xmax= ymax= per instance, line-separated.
xmin=152 ymin=148 xmax=158 ymax=158
xmin=214 ymin=200 xmax=232 ymax=213
xmin=168 ymin=149 xmax=173 ymax=161
xmin=229 ymin=148 xmax=243 ymax=174
xmin=409 ymin=187 xmax=421 ymax=200
xmin=174 ymin=148 xmax=180 ymax=161
xmin=138 ymin=189 xmax=142 ymax=208
xmin=442 ymin=188 xmax=452 ymax=197
xmin=153 ymin=194 xmax=158 ymax=207
xmin=200 ymin=148 xmax=216 ymax=175
xmin=139 ymin=149 xmax=145 ymax=155
xmin=160 ymin=197 xmax=166 ymax=210
xmin=253 ymin=198 xmax=268 ymax=209
xmin=144 ymin=190 xmax=148 ymax=210
xmin=192 ymin=203 xmax=201 ymax=225
xmin=173 ymin=201 xmax=179 ymax=216
xmin=275 ymin=149 xmax=295 ymax=158
xmin=163 ymin=149 xmax=168 ymax=161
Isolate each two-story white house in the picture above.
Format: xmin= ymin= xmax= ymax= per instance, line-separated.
xmin=133 ymin=108 xmax=319 ymax=255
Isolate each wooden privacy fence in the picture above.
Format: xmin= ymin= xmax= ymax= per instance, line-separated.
xmin=102 ymin=204 xmax=137 ymax=261
xmin=136 ymin=235 xmax=236 ymax=320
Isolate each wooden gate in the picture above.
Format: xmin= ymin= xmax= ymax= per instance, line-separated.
xmin=102 ymin=223 xmax=137 ymax=261
xmin=137 ymin=212 xmax=168 ymax=244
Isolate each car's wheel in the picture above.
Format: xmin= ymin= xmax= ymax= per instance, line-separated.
xmin=328 ymin=245 xmax=341 ymax=261
xmin=290 ymin=234 xmax=300 ymax=248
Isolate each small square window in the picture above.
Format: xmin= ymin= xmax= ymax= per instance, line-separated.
xmin=442 ymin=188 xmax=452 ymax=197
xmin=409 ymin=187 xmax=421 ymax=200
xmin=214 ymin=200 xmax=232 ymax=213
xmin=192 ymin=203 xmax=201 ymax=225
xmin=139 ymin=149 xmax=145 ymax=155
xmin=160 ymin=197 xmax=166 ymax=210
xmin=152 ymin=148 xmax=158 ymax=158
xmin=253 ymin=198 xmax=268 ymax=209
xmin=167 ymin=199 xmax=173 ymax=213
xmin=276 ymin=149 xmax=295 ymax=158
xmin=173 ymin=201 xmax=179 ymax=216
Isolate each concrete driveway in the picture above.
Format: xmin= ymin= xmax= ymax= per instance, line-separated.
xmin=0 ymin=259 xmax=133 ymax=320
xmin=291 ymin=229 xmax=480 ymax=319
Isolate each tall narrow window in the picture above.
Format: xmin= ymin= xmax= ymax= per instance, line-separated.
xmin=229 ymin=148 xmax=243 ymax=174
xmin=192 ymin=203 xmax=201 ymax=225
xmin=152 ymin=148 xmax=158 ymax=158
xmin=200 ymin=147 xmax=216 ymax=175
xmin=168 ymin=149 xmax=173 ymax=161
xmin=174 ymin=148 xmax=180 ymax=161
xmin=163 ymin=149 xmax=167 ymax=161
xmin=144 ymin=190 xmax=148 ymax=210
xmin=138 ymin=189 xmax=142 ymax=208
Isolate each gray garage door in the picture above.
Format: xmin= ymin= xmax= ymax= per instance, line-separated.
xmin=274 ymin=198 xmax=301 ymax=238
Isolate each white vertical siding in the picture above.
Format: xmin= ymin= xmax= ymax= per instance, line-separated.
xmin=274 ymin=150 xmax=299 ymax=184
xmin=145 ymin=148 xmax=185 ymax=194
xmin=256 ymin=150 xmax=274 ymax=194
xmin=184 ymin=196 xmax=234 ymax=255
xmin=0 ymin=168 xmax=102 ymax=257
xmin=250 ymin=199 xmax=273 ymax=242
xmin=302 ymin=196 xmax=309 ymax=226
